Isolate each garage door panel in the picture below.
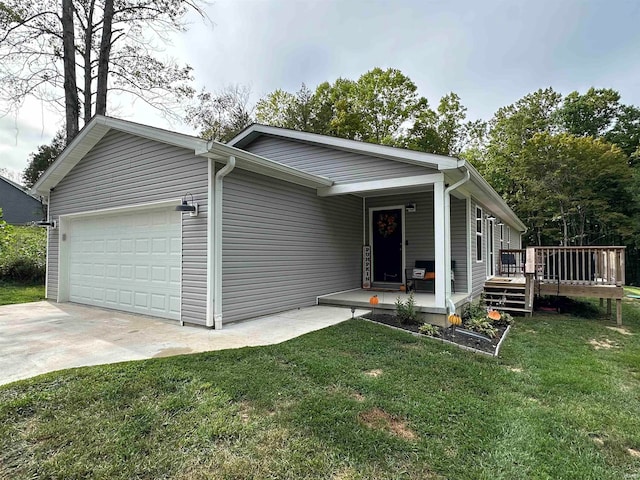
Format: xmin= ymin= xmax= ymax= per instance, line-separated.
xmin=69 ymin=208 xmax=181 ymax=320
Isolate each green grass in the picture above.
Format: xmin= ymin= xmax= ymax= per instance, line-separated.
xmin=1 ymin=301 xmax=639 ymax=479
xmin=625 ymin=285 xmax=640 ymax=297
xmin=0 ymin=281 xmax=45 ymax=305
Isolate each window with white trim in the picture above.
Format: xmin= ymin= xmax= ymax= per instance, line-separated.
xmin=507 ymin=226 xmax=511 ymax=248
xmin=500 ymin=224 xmax=504 ymax=250
xmin=476 ymin=207 xmax=483 ymax=262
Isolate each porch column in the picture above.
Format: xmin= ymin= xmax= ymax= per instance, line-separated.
xmin=434 ymin=180 xmax=446 ymax=308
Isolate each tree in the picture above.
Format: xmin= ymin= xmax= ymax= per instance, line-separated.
xmin=186 ymin=85 xmax=254 ymax=142
xmin=556 ymin=88 xmax=620 ymax=138
xmin=404 ymin=93 xmax=472 ymax=156
xmin=354 ymin=67 xmax=421 ymax=144
xmin=605 ymin=105 xmax=640 ymax=160
xmin=0 ymin=0 xmax=207 ymax=143
xmin=22 ymin=130 xmax=66 ymax=188
xmin=256 ymin=69 xmax=427 ymax=145
xmin=521 ymin=133 xmax=632 ymax=246
xmin=476 ymin=87 xmax=639 ymax=248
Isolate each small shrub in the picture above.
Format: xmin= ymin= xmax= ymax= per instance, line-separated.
xmin=494 ymin=311 xmax=514 ymax=326
xmin=465 ymin=317 xmax=498 ymax=338
xmin=395 ymin=292 xmax=418 ymax=325
xmin=461 ymin=297 xmax=488 ymax=323
xmin=418 ymin=323 xmax=441 ymax=337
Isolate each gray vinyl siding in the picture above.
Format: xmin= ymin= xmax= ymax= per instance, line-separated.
xmin=243 ymin=136 xmax=435 ymax=184
xmin=471 ymin=199 xmax=486 ymax=296
xmin=450 ymin=196 xmax=468 ymax=293
xmin=0 ymin=179 xmax=43 ymax=224
xmin=47 ymin=129 xmax=209 ymax=326
xmin=366 ymin=192 xmax=434 ymax=280
xmin=221 ymin=167 xmax=362 ymax=323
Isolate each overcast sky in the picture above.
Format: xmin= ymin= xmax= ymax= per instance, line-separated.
xmin=1 ymin=0 xmax=639 ymax=182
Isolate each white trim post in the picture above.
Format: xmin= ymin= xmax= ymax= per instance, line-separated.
xmin=434 ymin=180 xmax=446 ymax=308
xmin=206 ymin=158 xmax=215 ymax=327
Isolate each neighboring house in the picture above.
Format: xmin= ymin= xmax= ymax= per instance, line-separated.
xmin=31 ymin=115 xmax=526 ymax=328
xmin=0 ymin=175 xmax=43 ymax=225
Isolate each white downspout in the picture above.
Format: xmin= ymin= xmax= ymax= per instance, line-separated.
xmin=444 ymin=165 xmax=470 ymax=315
xmin=212 ymin=155 xmax=236 ymax=329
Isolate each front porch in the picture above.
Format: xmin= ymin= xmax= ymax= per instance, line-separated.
xmin=318 ymin=289 xmax=470 ymax=326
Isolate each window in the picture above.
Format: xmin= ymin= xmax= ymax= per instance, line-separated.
xmin=500 ymin=224 xmax=504 ymax=250
xmin=507 ymin=226 xmax=511 ymax=248
xmin=476 ymin=207 xmax=483 ymax=262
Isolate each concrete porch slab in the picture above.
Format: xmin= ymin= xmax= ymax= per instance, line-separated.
xmin=318 ymin=289 xmax=470 ymax=314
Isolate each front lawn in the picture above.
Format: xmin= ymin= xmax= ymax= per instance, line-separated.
xmin=0 ymin=281 xmax=45 ymax=305
xmin=1 ymin=301 xmax=639 ymax=479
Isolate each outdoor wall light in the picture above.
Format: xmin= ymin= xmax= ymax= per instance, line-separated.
xmin=35 ymin=220 xmax=57 ymax=228
xmin=175 ymin=193 xmax=199 ymax=217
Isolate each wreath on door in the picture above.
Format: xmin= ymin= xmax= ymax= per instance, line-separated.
xmin=377 ymin=213 xmax=398 ymax=238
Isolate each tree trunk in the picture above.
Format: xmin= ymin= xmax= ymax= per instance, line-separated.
xmin=95 ymin=0 xmax=114 ymax=116
xmin=62 ymin=0 xmax=79 ymax=142
xmin=559 ymin=203 xmax=569 ymax=246
xmin=83 ymin=0 xmax=96 ymax=124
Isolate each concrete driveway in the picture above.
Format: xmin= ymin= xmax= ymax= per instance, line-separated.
xmin=0 ymin=301 xmax=368 ymax=386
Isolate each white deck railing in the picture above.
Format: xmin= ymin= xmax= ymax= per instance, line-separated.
xmin=524 ymin=246 xmax=626 ymax=286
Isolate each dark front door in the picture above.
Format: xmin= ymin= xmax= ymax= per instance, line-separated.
xmin=371 ymin=208 xmax=403 ymax=283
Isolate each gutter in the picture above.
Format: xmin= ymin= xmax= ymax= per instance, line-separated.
xmin=209 ymin=155 xmax=236 ymax=329
xmin=444 ymin=165 xmax=471 ymax=315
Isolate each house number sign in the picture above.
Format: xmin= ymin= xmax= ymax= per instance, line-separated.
xmin=362 ymin=245 xmax=371 ymax=289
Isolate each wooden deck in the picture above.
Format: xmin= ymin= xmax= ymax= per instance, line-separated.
xmin=496 ymin=247 xmax=626 ymax=325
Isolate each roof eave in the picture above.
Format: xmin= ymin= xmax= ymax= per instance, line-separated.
xmin=201 ymin=140 xmax=333 ymax=188
xmin=228 ymin=124 xmax=460 ymax=171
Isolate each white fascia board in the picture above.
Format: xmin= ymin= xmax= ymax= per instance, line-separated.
xmin=228 ymin=124 xmax=459 ymax=170
xmin=317 ymin=173 xmax=444 ymax=197
xmin=200 ymin=140 xmax=333 ymax=188
xmin=98 ymin=116 xmax=207 ymax=151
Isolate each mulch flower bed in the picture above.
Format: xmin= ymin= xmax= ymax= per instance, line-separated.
xmin=362 ymin=312 xmax=510 ymax=356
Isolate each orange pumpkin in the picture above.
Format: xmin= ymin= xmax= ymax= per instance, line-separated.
xmin=448 ymin=314 xmax=462 ymax=326
xmin=487 ymin=310 xmax=501 ymax=321
xmin=399 ymin=285 xmax=406 ymax=292
xmin=369 ymin=295 xmax=379 ymax=306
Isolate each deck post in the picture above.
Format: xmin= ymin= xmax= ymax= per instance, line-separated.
xmin=616 ymin=299 xmax=622 ymax=326
xmin=599 ymin=298 xmax=604 ymax=307
xmin=606 ymin=298 xmax=612 ymax=317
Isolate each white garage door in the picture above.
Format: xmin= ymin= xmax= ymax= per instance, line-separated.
xmin=68 ymin=207 xmax=181 ymax=320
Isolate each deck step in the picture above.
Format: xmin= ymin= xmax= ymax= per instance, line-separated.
xmin=483 ymin=277 xmax=532 ymax=315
